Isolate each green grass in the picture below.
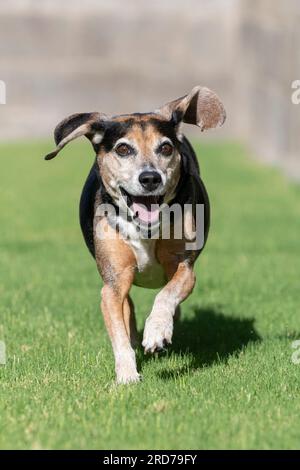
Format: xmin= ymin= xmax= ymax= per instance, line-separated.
xmin=1 ymin=138 xmax=300 ymax=450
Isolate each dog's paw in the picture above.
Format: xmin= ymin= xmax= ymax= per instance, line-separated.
xmin=116 ymin=369 xmax=141 ymax=385
xmin=142 ymin=313 xmax=173 ymax=354
xmin=115 ymin=351 xmax=140 ymax=385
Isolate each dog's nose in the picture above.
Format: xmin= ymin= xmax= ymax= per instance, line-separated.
xmin=139 ymin=171 xmax=162 ymax=191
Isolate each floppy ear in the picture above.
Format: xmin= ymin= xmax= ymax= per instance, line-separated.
xmin=157 ymin=86 xmax=226 ymax=131
xmin=44 ymin=112 xmax=108 ymax=160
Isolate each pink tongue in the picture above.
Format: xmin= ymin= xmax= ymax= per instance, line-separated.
xmin=132 ymin=202 xmax=159 ymax=224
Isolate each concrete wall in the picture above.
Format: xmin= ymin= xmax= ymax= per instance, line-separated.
xmin=237 ymin=0 xmax=300 ymax=176
xmin=0 ymin=0 xmax=299 ymax=176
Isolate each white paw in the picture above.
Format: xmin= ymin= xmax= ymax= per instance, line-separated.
xmin=117 ymin=370 xmax=141 ymax=385
xmin=115 ymin=349 xmax=140 ymax=384
xmin=142 ymin=313 xmax=173 ymax=354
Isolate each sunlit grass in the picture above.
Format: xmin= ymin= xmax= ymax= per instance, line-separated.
xmin=0 ymin=139 xmax=300 ymax=449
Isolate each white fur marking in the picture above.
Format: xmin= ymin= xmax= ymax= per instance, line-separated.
xmin=113 ymin=214 xmax=165 ymax=288
xmin=142 ymin=286 xmax=180 ymax=353
xmin=142 ymin=311 xmax=174 ymax=353
xmin=114 ymin=346 xmax=140 ymax=384
xmin=92 ymin=133 xmax=103 ymax=144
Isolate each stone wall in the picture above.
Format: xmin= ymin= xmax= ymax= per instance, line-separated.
xmin=0 ymin=0 xmax=299 ymax=176
xmin=237 ymin=0 xmax=300 ymax=176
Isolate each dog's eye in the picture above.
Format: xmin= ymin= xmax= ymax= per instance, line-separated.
xmin=160 ymin=143 xmax=173 ymax=157
xmin=115 ymin=143 xmax=133 ymax=157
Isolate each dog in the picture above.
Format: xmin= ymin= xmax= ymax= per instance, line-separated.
xmin=45 ymin=86 xmax=226 ymax=384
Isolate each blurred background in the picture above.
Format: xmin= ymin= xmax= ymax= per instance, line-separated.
xmin=0 ymin=0 xmax=299 ymax=177
xmin=1 ymin=1 xmax=300 ymax=449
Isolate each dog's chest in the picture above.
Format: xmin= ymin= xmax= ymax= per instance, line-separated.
xmin=117 ymin=216 xmax=166 ymax=289
xmin=130 ymin=238 xmax=166 ymax=288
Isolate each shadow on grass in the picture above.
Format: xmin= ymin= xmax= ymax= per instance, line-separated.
xmin=149 ymin=308 xmax=262 ymax=380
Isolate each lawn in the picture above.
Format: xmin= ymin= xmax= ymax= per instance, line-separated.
xmin=0 ymin=138 xmax=300 ymax=450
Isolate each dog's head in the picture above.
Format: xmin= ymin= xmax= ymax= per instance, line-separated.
xmin=45 ymin=86 xmax=225 ymax=226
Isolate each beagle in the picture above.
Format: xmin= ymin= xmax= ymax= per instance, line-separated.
xmin=45 ymin=86 xmax=226 ymax=384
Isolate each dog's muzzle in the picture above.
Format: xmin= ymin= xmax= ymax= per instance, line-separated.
xmin=139 ymin=170 xmax=162 ymax=192
xmin=120 ymin=187 xmax=164 ymax=225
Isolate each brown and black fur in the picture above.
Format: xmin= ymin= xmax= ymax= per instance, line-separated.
xmin=79 ymin=130 xmax=210 ymax=260
xmin=45 ymin=86 xmax=226 ymax=384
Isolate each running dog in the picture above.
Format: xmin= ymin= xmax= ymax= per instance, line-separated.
xmin=45 ymin=86 xmax=226 ymax=384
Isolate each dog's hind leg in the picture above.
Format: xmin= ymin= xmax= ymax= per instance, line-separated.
xmin=123 ymin=295 xmax=139 ymax=349
xmin=174 ymin=305 xmax=181 ymax=322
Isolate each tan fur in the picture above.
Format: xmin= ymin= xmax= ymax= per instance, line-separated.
xmin=94 ymin=212 xmax=140 ymax=383
xmin=93 ymin=190 xmax=198 ymax=380
xmin=93 ymin=117 xmax=198 ymax=380
xmin=98 ymin=119 xmax=181 ymax=209
xmin=45 ymin=86 xmax=226 ymax=384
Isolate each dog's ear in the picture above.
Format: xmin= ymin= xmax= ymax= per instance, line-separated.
xmin=157 ymin=86 xmax=226 ymax=131
xmin=44 ymin=112 xmax=108 ymax=160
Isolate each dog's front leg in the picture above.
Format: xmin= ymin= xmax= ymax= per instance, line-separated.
xmin=95 ymin=217 xmax=139 ymax=384
xmin=142 ymin=260 xmax=195 ymax=353
xmin=101 ymin=278 xmax=140 ymax=384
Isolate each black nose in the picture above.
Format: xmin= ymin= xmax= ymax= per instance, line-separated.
xmin=139 ymin=170 xmax=162 ymax=191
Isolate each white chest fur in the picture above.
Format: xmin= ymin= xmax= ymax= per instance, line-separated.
xmin=116 ymin=215 xmax=166 ymax=289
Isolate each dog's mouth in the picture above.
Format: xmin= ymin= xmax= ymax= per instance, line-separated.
xmin=120 ymin=187 xmax=164 ymax=225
